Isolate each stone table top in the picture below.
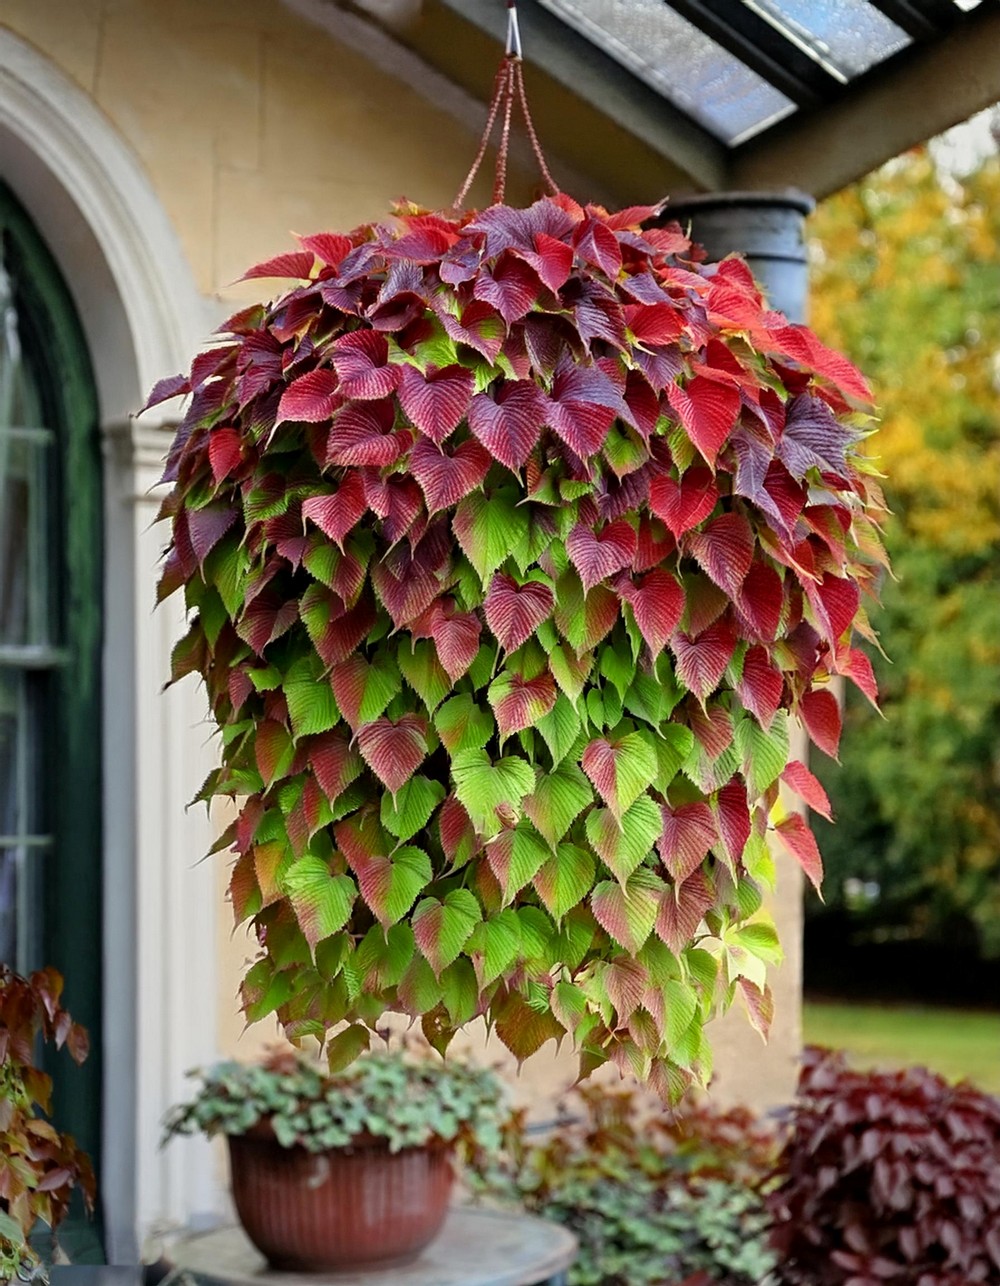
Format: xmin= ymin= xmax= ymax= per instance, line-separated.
xmin=168 ymin=1208 xmax=577 ymax=1286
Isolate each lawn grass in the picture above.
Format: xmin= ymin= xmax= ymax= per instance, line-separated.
xmin=802 ymin=1000 xmax=1000 ymax=1094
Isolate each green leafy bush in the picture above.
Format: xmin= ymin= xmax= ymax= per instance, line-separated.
xmin=0 ymin=966 xmax=94 ymax=1283
xmin=151 ymin=193 xmax=885 ymax=1089
xmin=469 ymin=1084 xmax=779 ymax=1286
xmin=163 ymin=1047 xmax=507 ymax=1162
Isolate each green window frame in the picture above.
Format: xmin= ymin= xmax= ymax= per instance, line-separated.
xmin=0 ymin=181 xmax=104 ymax=1216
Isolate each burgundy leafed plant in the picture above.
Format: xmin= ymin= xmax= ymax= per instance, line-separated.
xmin=150 ymin=91 xmax=886 ymax=1089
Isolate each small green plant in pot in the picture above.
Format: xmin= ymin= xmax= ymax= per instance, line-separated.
xmin=0 ymin=966 xmax=95 ymax=1285
xmin=164 ymin=1046 xmax=507 ymax=1271
xmin=150 ymin=185 xmax=887 ymax=1095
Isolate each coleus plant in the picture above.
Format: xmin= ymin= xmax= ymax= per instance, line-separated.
xmin=151 ymin=194 xmax=887 ymax=1095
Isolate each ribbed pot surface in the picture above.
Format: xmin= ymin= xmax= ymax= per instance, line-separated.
xmin=227 ymin=1132 xmax=454 ymax=1271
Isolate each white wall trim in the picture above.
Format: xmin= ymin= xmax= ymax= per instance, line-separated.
xmin=0 ymin=29 xmax=223 ymax=1262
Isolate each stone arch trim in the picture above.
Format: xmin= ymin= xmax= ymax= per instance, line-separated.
xmin=0 ymin=29 xmax=222 ymax=1261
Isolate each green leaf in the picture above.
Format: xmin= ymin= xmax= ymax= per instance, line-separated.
xmin=548 ymin=643 xmax=593 ymax=706
xmin=380 ymin=776 xmax=446 ymax=841
xmin=653 ymin=725 xmax=696 ymax=792
xmin=286 ymin=675 xmax=340 ymax=740
xmin=440 ymin=958 xmax=479 ymax=1026
xmin=664 ymin=979 xmax=699 ymax=1049
xmin=743 ymin=831 xmax=776 ymax=888
xmin=398 ymin=640 xmax=451 ymax=714
xmin=435 ymin=695 xmax=494 ymax=754
xmin=535 ymin=694 xmax=583 ymax=766
xmin=734 ymin=711 xmax=790 ymax=798
xmin=534 ymin=843 xmax=596 ymax=922
xmin=582 ymin=730 xmax=658 ymax=821
xmin=524 ymin=763 xmax=593 ymax=850
xmin=282 ymin=857 xmax=357 ymax=950
xmin=487 ymin=822 xmax=550 ymax=904
xmin=364 ymin=845 xmax=433 ymax=927
xmin=516 ymin=905 xmax=556 ymax=963
xmin=326 ymin=1023 xmax=371 ymax=1073
xmin=451 ymin=748 xmax=534 ymax=838
xmin=467 ymin=908 xmax=523 ymax=984
xmin=598 ymin=642 xmax=636 ymax=701
xmin=398 ymin=953 xmax=442 ymax=1016
xmin=591 ymin=869 xmax=664 ymax=954
xmin=586 ymin=794 xmax=661 ymax=884
xmin=412 ymin=888 xmax=482 ymax=975
xmin=453 ymin=486 xmax=530 ymax=587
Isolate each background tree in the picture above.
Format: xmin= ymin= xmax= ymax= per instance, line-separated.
xmin=807 ymin=137 xmax=1000 ymax=956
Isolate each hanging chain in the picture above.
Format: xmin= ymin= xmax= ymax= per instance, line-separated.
xmin=452 ymin=1 xmax=560 ymax=211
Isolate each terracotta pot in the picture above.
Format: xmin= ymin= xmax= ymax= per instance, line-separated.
xmin=227 ymin=1126 xmax=455 ymax=1271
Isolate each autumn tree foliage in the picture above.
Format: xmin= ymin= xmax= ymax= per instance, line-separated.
xmin=808 ymin=143 xmax=1000 ymax=955
xmin=152 ymin=195 xmax=884 ymax=1089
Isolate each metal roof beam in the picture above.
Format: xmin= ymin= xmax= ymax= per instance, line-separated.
xmin=661 ymin=0 xmax=841 ymax=107
xmin=729 ymin=6 xmax=1000 ymax=198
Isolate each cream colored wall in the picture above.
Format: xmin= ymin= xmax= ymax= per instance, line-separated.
xmin=3 ymin=0 xmax=802 ymax=1126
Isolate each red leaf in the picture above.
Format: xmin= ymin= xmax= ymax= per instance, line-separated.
xmin=186 ymin=504 xmax=237 ymax=569
xmin=712 ymin=779 xmax=752 ymax=867
xmin=687 ymin=513 xmax=755 ymax=601
xmin=298 ymin=231 xmax=353 ymax=268
xmin=648 ymin=467 xmax=718 ymax=539
xmin=492 ymin=671 xmax=557 ymax=737
xmin=655 ymin=869 xmax=714 ymax=953
xmin=566 ymin=521 xmax=638 ymax=593
xmin=737 ymin=646 xmax=785 ymax=729
xmin=763 ymin=461 xmax=807 ymax=537
xmin=356 ymin=715 xmax=428 ymax=793
xmin=775 ymin=812 xmax=824 ymax=892
xmin=439 ymin=795 xmax=478 ymax=866
xmin=276 ymin=368 xmax=340 ymax=424
xmin=633 ymin=515 xmax=675 ymax=572
xmin=387 ymin=223 xmax=457 ymax=263
xmin=659 ymin=802 xmax=717 ymax=883
xmin=837 ymin=645 xmax=879 ymax=709
xmin=473 ymin=253 xmax=541 ymax=324
xmin=667 ymin=377 xmax=740 ymax=468
xmin=781 ymin=760 xmax=833 ymax=822
xmin=208 ymin=427 xmax=243 ymax=484
xmin=671 ymin=619 xmax=737 ymax=702
xmin=737 ymin=561 xmax=784 ymax=642
xmin=364 ymin=472 xmax=424 ymax=545
xmin=310 ymin=731 xmax=364 ymax=803
xmin=372 ymin=550 xmax=441 ymax=630
xmin=768 ymin=323 xmax=872 ymax=404
xmin=409 ymin=436 xmax=491 ymax=513
xmin=439 ymin=299 xmax=507 ymax=364
xmin=326 ymin=399 xmax=409 ymax=468
xmin=142 ymin=372 xmax=189 ymax=411
xmin=574 ymin=216 xmax=623 ymax=279
xmin=806 ymin=573 xmax=860 ymax=647
xmin=624 ymin=302 xmax=683 ymax=346
xmin=397 ymin=363 xmax=475 ymax=444
xmin=800 ymin=688 xmax=842 ymax=760
xmin=484 ymin=574 xmax=555 ymax=653
xmin=547 ymin=360 xmax=628 ymax=459
xmin=689 ymin=702 xmax=734 ymax=761
xmin=739 ymin=978 xmax=775 ymax=1040
xmin=617 ymin=569 xmax=684 ymax=656
xmin=331 ymin=330 xmax=401 ymax=400
xmin=240 ymin=251 xmax=316 ymax=281
xmin=412 ymin=599 xmax=481 ymax=684
xmin=521 ymin=232 xmax=574 ymax=292
xmin=468 ymin=381 xmax=546 ymax=471
xmin=302 ymin=471 xmax=367 ymax=548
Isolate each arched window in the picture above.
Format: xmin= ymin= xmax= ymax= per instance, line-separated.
xmin=0 ymin=181 xmax=103 ymax=1224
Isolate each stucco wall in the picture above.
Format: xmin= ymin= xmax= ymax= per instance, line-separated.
xmin=3 ymin=0 xmax=802 ymax=1146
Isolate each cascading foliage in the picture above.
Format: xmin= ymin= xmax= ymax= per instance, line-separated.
xmin=152 ymin=194 xmax=887 ymax=1094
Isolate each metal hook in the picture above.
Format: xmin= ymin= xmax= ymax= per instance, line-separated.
xmin=506 ymin=1 xmax=523 ymax=59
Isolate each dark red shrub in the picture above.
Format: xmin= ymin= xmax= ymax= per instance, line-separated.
xmin=768 ymin=1045 xmax=1000 ymax=1285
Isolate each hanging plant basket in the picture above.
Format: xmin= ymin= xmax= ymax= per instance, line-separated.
xmin=150 ymin=43 xmax=887 ymax=1093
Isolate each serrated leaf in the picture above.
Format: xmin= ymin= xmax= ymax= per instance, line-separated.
xmin=800 ymin=688 xmax=842 ymax=760
xmin=440 ymin=958 xmax=479 ymax=1026
xmin=484 ymin=573 xmax=554 ymax=653
xmin=486 ymin=822 xmax=550 ymax=904
xmin=534 ymin=843 xmax=596 ymax=922
xmin=412 ymin=888 xmax=482 ymax=975
xmin=453 ymin=487 xmax=530 ymax=586
xmin=734 ymin=711 xmax=790 ymax=799
xmin=467 ymin=908 xmax=522 ymax=985
xmin=398 ymin=639 xmax=451 ymax=714
xmin=451 ymin=748 xmax=535 ymax=838
xmin=781 ymin=759 xmax=833 ymax=821
xmin=586 ymin=795 xmax=660 ymax=885
xmin=330 ymin=651 xmax=401 ymax=731
xmin=524 ymin=762 xmax=593 ymax=850
xmin=356 ymin=715 xmax=428 ymax=793
xmin=591 ymin=869 xmax=664 ymax=954
xmin=653 ymin=724 xmax=696 ymax=792
xmin=282 ymin=858 xmax=357 ymax=950
xmin=326 ymin=1023 xmax=370 ymax=1073
xmin=435 ymin=695 xmax=494 ymax=754
xmin=380 ymin=776 xmax=446 ymax=841
xmin=488 ymin=669 xmax=558 ymax=738
xmin=582 ymin=731 xmax=657 ymax=821
xmin=658 ymin=802 xmax=717 ymax=883
xmin=774 ymin=812 xmax=824 ymax=892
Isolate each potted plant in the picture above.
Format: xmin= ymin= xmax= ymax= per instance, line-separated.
xmin=0 ymin=966 xmax=95 ymax=1285
xmin=149 ymin=180 xmax=886 ymax=1091
xmin=163 ymin=1046 xmax=507 ymax=1271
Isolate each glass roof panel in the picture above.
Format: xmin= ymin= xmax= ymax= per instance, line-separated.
xmin=742 ymin=0 xmax=911 ymax=81
xmin=538 ymin=0 xmax=795 ymax=145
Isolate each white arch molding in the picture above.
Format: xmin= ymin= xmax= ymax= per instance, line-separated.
xmin=0 ymin=29 xmax=225 ymax=1261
